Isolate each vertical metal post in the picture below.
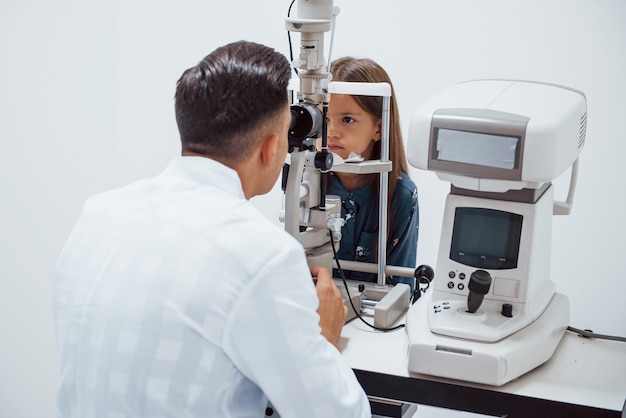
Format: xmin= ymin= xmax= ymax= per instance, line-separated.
xmin=377 ymin=96 xmax=391 ymax=287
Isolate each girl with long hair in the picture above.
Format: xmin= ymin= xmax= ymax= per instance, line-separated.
xmin=325 ymin=56 xmax=419 ymax=287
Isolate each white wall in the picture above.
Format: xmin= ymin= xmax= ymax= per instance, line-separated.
xmin=1 ymin=1 xmax=624 ymax=417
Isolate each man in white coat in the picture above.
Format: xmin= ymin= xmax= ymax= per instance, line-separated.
xmin=52 ymin=40 xmax=371 ymax=418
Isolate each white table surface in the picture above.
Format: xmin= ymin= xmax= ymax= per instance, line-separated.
xmin=340 ymin=300 xmax=626 ymax=417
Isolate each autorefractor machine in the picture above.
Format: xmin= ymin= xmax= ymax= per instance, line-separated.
xmin=404 ymin=79 xmax=587 ymax=385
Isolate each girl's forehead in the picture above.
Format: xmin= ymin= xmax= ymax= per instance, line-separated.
xmin=328 ymin=94 xmax=366 ymax=113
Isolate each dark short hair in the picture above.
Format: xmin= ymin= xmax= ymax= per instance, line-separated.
xmin=175 ymin=41 xmax=291 ymax=161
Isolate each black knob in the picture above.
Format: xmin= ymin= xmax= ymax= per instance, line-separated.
xmin=314 ymin=150 xmax=333 ymax=171
xmin=411 ymin=265 xmax=435 ymax=304
xmin=415 ymin=264 xmax=434 ymax=281
xmin=502 ymin=303 xmax=513 ymax=318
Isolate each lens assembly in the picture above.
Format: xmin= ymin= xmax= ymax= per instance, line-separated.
xmin=289 ymin=102 xmax=322 ymax=141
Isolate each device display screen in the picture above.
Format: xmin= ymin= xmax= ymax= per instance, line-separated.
xmin=435 ymin=128 xmax=520 ymax=170
xmin=450 ymin=207 xmax=523 ymax=270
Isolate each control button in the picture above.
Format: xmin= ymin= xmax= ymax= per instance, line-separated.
xmin=448 ymin=271 xmax=456 ymax=279
xmin=459 ymin=273 xmax=466 ymax=280
xmin=447 ymin=281 xmax=455 ymax=289
xmin=434 ymin=309 xmax=442 ymax=313
xmin=442 ymin=302 xmax=450 ymax=306
xmin=444 ymin=306 xmax=451 ymax=310
xmin=458 ymin=283 xmax=465 ymax=291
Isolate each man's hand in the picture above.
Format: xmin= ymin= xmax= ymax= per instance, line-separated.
xmin=310 ymin=266 xmax=347 ymax=350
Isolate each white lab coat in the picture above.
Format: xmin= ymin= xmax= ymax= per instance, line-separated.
xmin=53 ymin=156 xmax=370 ymax=418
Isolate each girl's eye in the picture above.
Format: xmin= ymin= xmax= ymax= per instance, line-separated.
xmin=342 ymin=116 xmax=355 ymax=124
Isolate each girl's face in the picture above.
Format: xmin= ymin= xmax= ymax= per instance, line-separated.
xmin=323 ymin=94 xmax=381 ymax=160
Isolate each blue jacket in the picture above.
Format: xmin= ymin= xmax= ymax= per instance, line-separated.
xmin=328 ymin=171 xmax=419 ymax=287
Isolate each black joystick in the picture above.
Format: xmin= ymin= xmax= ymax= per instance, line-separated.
xmin=467 ymin=270 xmax=492 ymax=313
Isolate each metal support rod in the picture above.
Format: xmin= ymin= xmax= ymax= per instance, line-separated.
xmin=320 ymin=103 xmax=329 ymax=210
xmin=334 ymin=259 xmax=416 ymax=279
xmin=377 ymin=96 xmax=391 ymax=287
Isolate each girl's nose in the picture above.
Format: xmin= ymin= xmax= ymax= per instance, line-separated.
xmin=326 ymin=118 xmax=338 ymax=138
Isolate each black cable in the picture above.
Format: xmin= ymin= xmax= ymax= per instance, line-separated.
xmin=567 ymin=326 xmax=626 ymax=343
xmin=328 ymin=229 xmax=405 ymax=332
xmin=287 ymin=0 xmax=298 ymax=76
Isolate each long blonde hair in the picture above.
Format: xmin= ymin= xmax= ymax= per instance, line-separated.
xmin=330 ymin=56 xmax=409 ymax=205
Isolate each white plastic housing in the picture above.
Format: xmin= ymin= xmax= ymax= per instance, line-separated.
xmin=407 ymin=80 xmax=587 ymax=192
xmin=429 ymin=186 xmax=555 ymax=342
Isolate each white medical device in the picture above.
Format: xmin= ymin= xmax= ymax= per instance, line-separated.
xmin=282 ymin=0 xmax=414 ymax=328
xmin=283 ymin=0 xmax=340 ymax=267
xmin=405 ymin=79 xmax=587 ymax=385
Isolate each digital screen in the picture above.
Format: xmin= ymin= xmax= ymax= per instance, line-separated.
xmin=435 ymin=128 xmax=520 ymax=170
xmin=450 ymin=207 xmax=523 ymax=270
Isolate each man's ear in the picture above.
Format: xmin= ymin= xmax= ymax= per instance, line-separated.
xmin=259 ymin=133 xmax=279 ymax=166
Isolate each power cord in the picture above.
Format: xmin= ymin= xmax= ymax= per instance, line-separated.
xmin=567 ymin=326 xmax=626 ymax=343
